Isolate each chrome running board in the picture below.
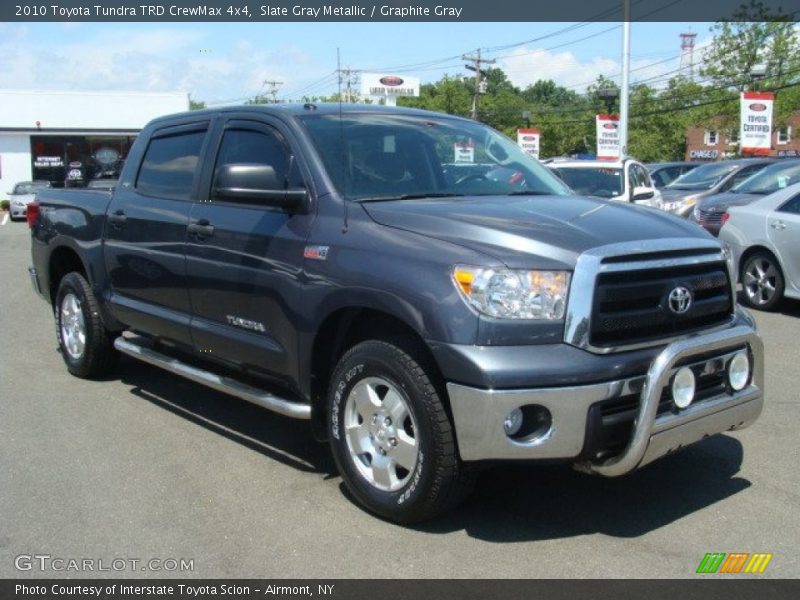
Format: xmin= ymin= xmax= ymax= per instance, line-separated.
xmin=113 ymin=336 xmax=311 ymax=420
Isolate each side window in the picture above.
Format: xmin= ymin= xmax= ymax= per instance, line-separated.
xmin=728 ymin=165 xmax=762 ymax=189
xmin=778 ymin=193 xmax=800 ymax=215
xmin=213 ymin=127 xmax=298 ymax=192
xmin=136 ymin=130 xmax=206 ymax=199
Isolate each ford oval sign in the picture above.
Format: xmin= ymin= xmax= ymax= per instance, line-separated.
xmin=749 ymin=103 xmax=767 ymax=111
xmin=603 ymin=123 xmax=618 ymax=129
xmin=380 ymin=76 xmax=404 ymax=87
xmin=522 ymin=135 xmax=537 ymax=141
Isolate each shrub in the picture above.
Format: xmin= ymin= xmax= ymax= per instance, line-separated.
xmin=0 ymin=200 xmax=9 ymax=211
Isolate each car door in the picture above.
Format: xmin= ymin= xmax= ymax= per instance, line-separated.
xmin=103 ymin=119 xmax=211 ymax=346
xmin=185 ymin=117 xmax=314 ymax=383
xmin=768 ymin=191 xmax=800 ymax=292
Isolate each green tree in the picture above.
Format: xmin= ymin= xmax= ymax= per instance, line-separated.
xmin=189 ymin=98 xmax=206 ymax=110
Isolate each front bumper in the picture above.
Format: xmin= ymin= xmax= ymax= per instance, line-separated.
xmin=447 ymin=325 xmax=763 ymax=475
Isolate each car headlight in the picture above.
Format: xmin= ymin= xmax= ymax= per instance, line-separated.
xmin=453 ymin=266 xmax=570 ymax=320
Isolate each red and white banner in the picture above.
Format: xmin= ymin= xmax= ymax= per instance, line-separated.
xmin=740 ymin=91 xmax=774 ymax=156
xmin=516 ymin=128 xmax=541 ymax=159
xmin=596 ymin=114 xmax=620 ymax=160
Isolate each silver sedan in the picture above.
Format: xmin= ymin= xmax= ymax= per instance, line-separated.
xmin=720 ymin=181 xmax=800 ymax=311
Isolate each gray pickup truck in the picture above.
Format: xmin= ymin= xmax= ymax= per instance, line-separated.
xmin=28 ymin=104 xmax=764 ymax=523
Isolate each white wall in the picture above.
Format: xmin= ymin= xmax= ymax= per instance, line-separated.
xmin=0 ymin=90 xmax=189 ymax=130
xmin=0 ymin=134 xmax=33 ymax=196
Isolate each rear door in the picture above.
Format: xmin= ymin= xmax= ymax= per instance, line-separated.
xmin=103 ymin=119 xmax=211 ymax=345
xmin=185 ymin=116 xmax=314 ymax=383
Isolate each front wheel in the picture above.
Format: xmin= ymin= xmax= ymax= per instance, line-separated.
xmin=327 ymin=339 xmax=474 ymax=523
xmin=741 ymin=251 xmax=784 ymax=311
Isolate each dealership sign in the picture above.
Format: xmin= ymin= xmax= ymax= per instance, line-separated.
xmin=360 ymin=73 xmax=420 ymax=106
xmin=596 ymin=114 xmax=620 ymax=159
xmin=517 ymin=128 xmax=541 ymax=159
xmin=740 ymin=91 xmax=774 ymax=156
xmin=453 ymin=140 xmax=475 ymax=163
xmin=34 ymin=156 xmax=64 ymax=168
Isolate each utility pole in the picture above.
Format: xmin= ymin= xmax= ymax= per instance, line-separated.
xmin=263 ymin=80 xmax=283 ymax=103
xmin=337 ymin=66 xmax=359 ymax=103
xmin=619 ymin=0 xmax=631 ymax=157
xmin=463 ymin=49 xmax=495 ymax=120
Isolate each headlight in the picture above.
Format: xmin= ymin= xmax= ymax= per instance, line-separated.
xmin=682 ymin=195 xmax=699 ymax=208
xmin=453 ymin=266 xmax=570 ymax=320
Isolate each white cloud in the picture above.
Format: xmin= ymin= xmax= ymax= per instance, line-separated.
xmin=0 ymin=26 xmax=327 ymax=105
xmin=499 ymin=46 xmax=687 ymax=92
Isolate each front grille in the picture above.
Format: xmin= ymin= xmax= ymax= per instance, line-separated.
xmin=696 ymin=208 xmax=724 ymax=224
xmin=590 ymin=261 xmax=733 ymax=347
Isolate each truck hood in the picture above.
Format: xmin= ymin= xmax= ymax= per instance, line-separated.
xmin=362 ymin=194 xmax=710 ymax=269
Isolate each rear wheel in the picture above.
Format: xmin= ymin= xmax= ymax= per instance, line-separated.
xmin=741 ymin=251 xmax=784 ymax=311
xmin=55 ymin=272 xmax=119 ymax=378
xmin=327 ymin=339 xmax=474 ymax=523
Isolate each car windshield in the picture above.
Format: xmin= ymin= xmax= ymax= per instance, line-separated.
xmin=551 ymin=167 xmax=623 ymax=198
xmin=297 ymin=112 xmax=570 ymax=201
xmin=732 ymin=161 xmax=800 ymax=195
xmin=665 ymin=162 xmax=738 ymax=191
xmin=12 ymin=182 xmax=49 ymax=195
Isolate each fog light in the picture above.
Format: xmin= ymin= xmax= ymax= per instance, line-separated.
xmin=503 ymin=408 xmax=523 ymax=436
xmin=728 ymin=351 xmax=750 ymax=391
xmin=672 ymin=367 xmax=696 ymax=409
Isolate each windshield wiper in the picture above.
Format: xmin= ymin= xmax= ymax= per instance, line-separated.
xmin=356 ymin=193 xmax=465 ymax=202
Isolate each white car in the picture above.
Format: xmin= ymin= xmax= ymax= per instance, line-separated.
xmin=719 ymin=181 xmax=800 ymax=311
xmin=8 ymin=180 xmax=51 ymax=221
xmin=549 ymin=158 xmax=662 ymax=207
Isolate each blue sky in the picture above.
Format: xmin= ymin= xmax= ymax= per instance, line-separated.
xmin=0 ymin=22 xmax=715 ymax=104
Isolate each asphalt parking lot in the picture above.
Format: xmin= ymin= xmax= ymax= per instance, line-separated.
xmin=1 ymin=218 xmax=798 ymax=579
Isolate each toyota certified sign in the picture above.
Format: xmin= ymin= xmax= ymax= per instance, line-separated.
xmin=596 ymin=114 xmax=620 ymax=159
xmin=740 ymin=91 xmax=774 ymax=156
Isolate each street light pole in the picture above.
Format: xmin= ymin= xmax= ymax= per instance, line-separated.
xmin=619 ymin=0 xmax=631 ymax=157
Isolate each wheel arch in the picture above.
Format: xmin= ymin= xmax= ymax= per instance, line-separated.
xmin=308 ymin=306 xmax=448 ymax=442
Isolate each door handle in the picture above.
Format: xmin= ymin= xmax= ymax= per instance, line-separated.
xmin=770 ymin=221 xmax=786 ymax=230
xmin=187 ymin=219 xmax=215 ymax=239
xmin=107 ymin=209 xmax=127 ymax=226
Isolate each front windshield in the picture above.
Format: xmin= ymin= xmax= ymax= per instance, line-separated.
xmin=732 ymin=161 xmax=800 ymax=195
xmin=298 ymin=112 xmax=570 ymax=200
xmin=666 ymin=162 xmax=737 ymax=191
xmin=551 ymin=167 xmax=623 ymax=199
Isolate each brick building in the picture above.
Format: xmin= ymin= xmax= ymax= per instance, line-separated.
xmin=685 ymin=110 xmax=800 ymax=161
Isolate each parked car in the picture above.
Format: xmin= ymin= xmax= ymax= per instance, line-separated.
xmin=719 ymin=181 xmax=800 ymax=311
xmin=646 ymin=161 xmax=700 ymax=189
xmin=660 ymin=158 xmax=774 ymax=217
xmin=549 ymin=158 xmax=661 ymax=206
xmin=8 ymin=180 xmax=51 ymax=221
xmin=692 ymin=159 xmax=800 ymax=236
xmin=29 ymin=104 xmax=763 ymax=523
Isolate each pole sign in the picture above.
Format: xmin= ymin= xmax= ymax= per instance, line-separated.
xmin=740 ymin=91 xmax=774 ymax=156
xmin=360 ymin=73 xmax=420 ymax=106
xmin=596 ymin=114 xmax=620 ymax=160
xmin=517 ymin=128 xmax=541 ymax=159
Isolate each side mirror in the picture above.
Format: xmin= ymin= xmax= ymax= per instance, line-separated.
xmin=632 ymin=186 xmax=655 ymax=202
xmin=213 ymin=163 xmax=306 ymax=211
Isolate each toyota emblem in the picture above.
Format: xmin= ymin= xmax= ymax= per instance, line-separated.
xmin=668 ymin=286 xmax=692 ymax=314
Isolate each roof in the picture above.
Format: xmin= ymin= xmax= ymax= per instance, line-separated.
xmin=150 ymin=102 xmax=469 ymax=126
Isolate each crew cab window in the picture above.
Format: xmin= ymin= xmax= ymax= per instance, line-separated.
xmin=137 ymin=130 xmax=206 ymax=199
xmin=214 ymin=128 xmax=296 ymax=187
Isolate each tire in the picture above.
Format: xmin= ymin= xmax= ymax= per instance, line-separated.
xmin=55 ymin=272 xmax=119 ymax=378
xmin=740 ymin=251 xmax=785 ymax=311
xmin=327 ymin=339 xmax=475 ymax=523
